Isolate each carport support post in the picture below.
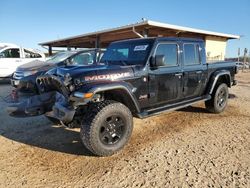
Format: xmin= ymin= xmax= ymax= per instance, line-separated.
xmin=95 ymin=35 xmax=100 ymax=48
xmin=143 ymin=29 xmax=149 ymax=38
xmin=48 ymin=45 xmax=52 ymax=56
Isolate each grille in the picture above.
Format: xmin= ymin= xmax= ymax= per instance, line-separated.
xmin=36 ymin=75 xmax=69 ymax=97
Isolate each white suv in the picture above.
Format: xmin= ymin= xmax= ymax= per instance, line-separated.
xmin=0 ymin=43 xmax=45 ymax=78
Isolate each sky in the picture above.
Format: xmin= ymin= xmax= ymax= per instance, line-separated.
xmin=0 ymin=0 xmax=249 ymax=57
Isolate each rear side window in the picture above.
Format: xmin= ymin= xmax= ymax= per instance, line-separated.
xmin=184 ymin=44 xmax=200 ymax=65
xmin=0 ymin=48 xmax=20 ymax=58
xmin=155 ymin=43 xmax=178 ymax=66
xmin=24 ymin=49 xmax=42 ymax=58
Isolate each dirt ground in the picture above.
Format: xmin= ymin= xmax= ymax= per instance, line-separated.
xmin=0 ymin=72 xmax=249 ymax=188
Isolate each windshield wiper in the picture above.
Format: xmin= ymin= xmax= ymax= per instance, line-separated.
xmin=100 ymin=60 xmax=128 ymax=66
xmin=99 ymin=60 xmax=110 ymax=65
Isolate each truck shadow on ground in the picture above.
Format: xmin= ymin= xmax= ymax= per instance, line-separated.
xmin=178 ymin=106 xmax=209 ymax=113
xmin=1 ymin=108 xmax=205 ymax=157
xmin=0 ymin=93 xmax=238 ymax=157
xmin=0 ymin=80 xmax=10 ymax=84
xmin=0 ymin=117 xmax=94 ymax=156
xmin=178 ymin=93 xmax=237 ymax=113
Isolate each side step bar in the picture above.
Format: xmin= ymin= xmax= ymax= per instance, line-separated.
xmin=137 ymin=95 xmax=211 ymax=119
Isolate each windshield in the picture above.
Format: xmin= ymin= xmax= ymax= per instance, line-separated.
xmin=100 ymin=40 xmax=153 ymax=66
xmin=46 ymin=51 xmax=76 ymax=64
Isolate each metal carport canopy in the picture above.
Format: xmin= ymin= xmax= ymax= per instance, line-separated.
xmin=39 ymin=20 xmax=240 ymax=49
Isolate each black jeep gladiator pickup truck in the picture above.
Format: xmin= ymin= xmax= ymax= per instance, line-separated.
xmin=7 ymin=37 xmax=238 ymax=156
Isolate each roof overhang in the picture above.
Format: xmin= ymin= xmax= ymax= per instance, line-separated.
xmin=39 ymin=20 xmax=240 ymax=48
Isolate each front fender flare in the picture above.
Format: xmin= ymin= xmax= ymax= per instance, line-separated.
xmin=72 ymin=82 xmax=141 ymax=113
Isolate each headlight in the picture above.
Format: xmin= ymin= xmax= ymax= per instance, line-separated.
xmin=23 ymin=70 xmax=38 ymax=77
xmin=73 ymin=92 xmax=93 ymax=99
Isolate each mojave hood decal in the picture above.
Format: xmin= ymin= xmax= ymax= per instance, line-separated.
xmin=84 ymin=72 xmax=132 ymax=81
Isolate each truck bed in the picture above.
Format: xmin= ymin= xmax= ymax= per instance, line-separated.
xmin=207 ymin=61 xmax=237 ymax=85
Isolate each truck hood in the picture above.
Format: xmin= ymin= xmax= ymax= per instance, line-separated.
xmin=17 ymin=60 xmax=55 ymax=72
xmin=49 ymin=65 xmax=136 ymax=82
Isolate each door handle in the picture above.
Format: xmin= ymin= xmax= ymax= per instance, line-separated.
xmin=196 ymin=71 xmax=202 ymax=74
xmin=175 ymin=73 xmax=183 ymax=77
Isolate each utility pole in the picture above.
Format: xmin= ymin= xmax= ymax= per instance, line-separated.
xmin=238 ymin=48 xmax=240 ymax=62
xmin=249 ymin=51 xmax=250 ymax=69
xmin=243 ymin=48 xmax=248 ymax=72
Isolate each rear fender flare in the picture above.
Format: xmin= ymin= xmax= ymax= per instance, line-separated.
xmin=208 ymin=70 xmax=231 ymax=94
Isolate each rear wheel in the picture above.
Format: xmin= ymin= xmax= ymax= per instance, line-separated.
xmin=80 ymin=100 xmax=133 ymax=156
xmin=205 ymin=83 xmax=229 ymax=113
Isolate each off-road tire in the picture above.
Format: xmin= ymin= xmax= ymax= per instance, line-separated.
xmin=205 ymin=83 xmax=229 ymax=113
xmin=80 ymin=100 xmax=133 ymax=156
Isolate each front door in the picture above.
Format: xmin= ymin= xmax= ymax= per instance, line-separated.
xmin=148 ymin=42 xmax=183 ymax=107
xmin=0 ymin=48 xmax=23 ymax=77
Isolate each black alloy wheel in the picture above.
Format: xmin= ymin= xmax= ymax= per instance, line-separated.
xmin=99 ymin=115 xmax=125 ymax=145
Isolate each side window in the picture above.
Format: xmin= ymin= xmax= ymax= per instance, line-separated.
xmin=155 ymin=43 xmax=178 ymax=66
xmin=184 ymin=44 xmax=200 ymax=65
xmin=24 ymin=49 xmax=42 ymax=58
xmin=0 ymin=48 xmax=20 ymax=58
xmin=71 ymin=52 xmax=94 ymax=65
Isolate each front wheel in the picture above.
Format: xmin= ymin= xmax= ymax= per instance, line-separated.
xmin=80 ymin=100 xmax=133 ymax=156
xmin=205 ymin=83 xmax=229 ymax=113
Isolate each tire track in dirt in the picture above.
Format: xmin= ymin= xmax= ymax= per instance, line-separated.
xmin=11 ymin=101 xmax=248 ymax=184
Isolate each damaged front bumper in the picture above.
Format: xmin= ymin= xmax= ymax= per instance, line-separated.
xmin=7 ymin=91 xmax=57 ymax=117
xmin=6 ymin=74 xmax=93 ymax=124
xmin=6 ymin=73 xmax=75 ymax=122
xmin=6 ymin=91 xmax=75 ymax=124
xmin=45 ymin=102 xmax=75 ymax=123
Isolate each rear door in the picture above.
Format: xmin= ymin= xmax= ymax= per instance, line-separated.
xmin=182 ymin=43 xmax=205 ymax=98
xmin=22 ymin=48 xmax=44 ymax=64
xmin=148 ymin=42 xmax=183 ymax=107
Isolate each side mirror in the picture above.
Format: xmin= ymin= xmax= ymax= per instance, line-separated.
xmin=0 ymin=53 xmax=5 ymax=58
xmin=151 ymin=55 xmax=165 ymax=67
